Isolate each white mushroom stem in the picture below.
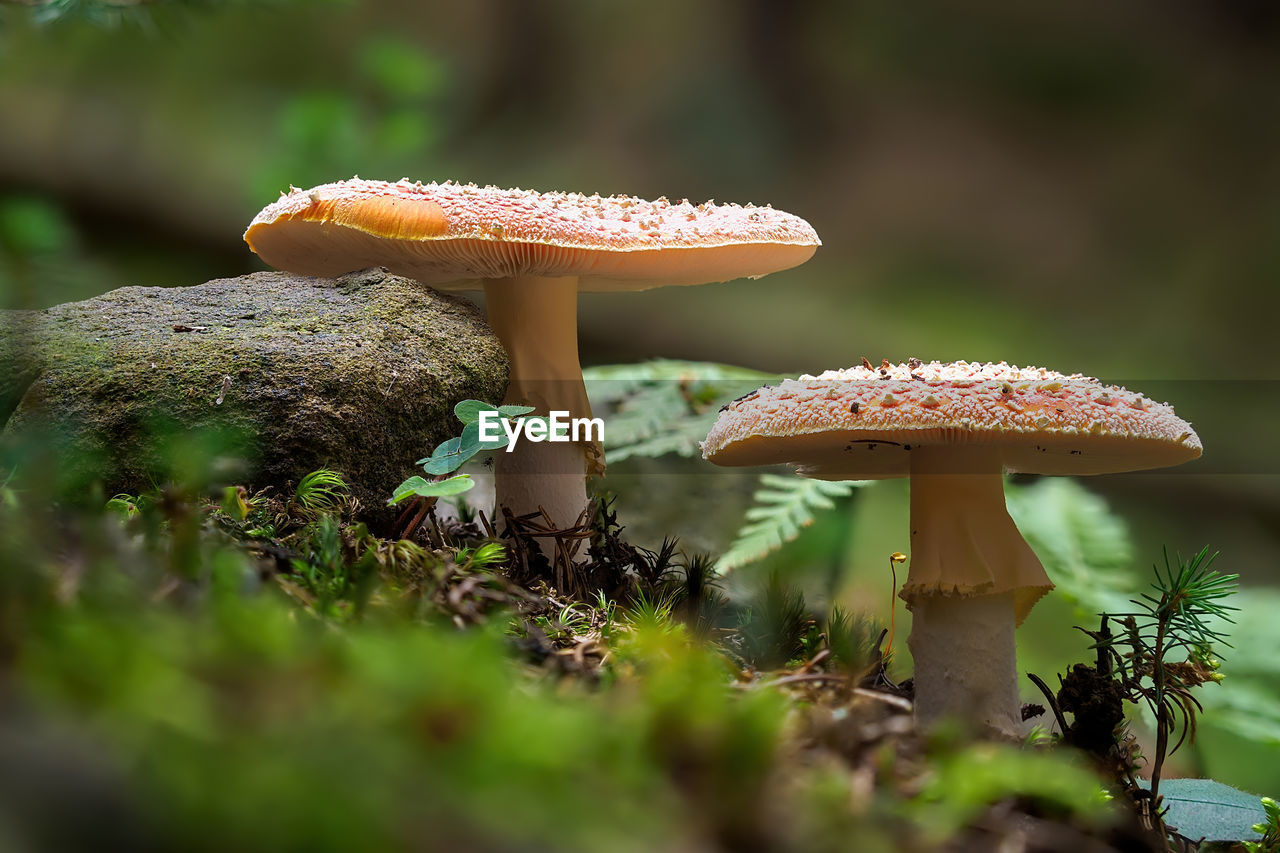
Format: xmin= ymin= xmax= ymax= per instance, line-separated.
xmin=908 ymin=591 xmax=1019 ymax=734
xmin=903 ymin=445 xmax=1052 ymax=735
xmin=483 ymin=276 xmax=598 ymax=539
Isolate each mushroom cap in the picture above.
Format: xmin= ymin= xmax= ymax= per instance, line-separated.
xmin=244 ymin=178 xmax=820 ymax=292
xmin=703 ymin=360 xmax=1202 ymax=478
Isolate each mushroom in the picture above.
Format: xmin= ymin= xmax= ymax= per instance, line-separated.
xmin=245 ymin=178 xmax=819 ymax=536
xmin=702 ymin=359 xmax=1201 ymax=734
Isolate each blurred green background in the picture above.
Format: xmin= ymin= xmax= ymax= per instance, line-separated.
xmin=2 ymin=0 xmax=1279 ymax=827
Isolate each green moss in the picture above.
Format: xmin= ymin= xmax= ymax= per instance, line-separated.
xmin=0 ymin=269 xmax=508 ymax=522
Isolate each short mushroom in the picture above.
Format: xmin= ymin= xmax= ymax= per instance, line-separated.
xmin=245 ymin=178 xmax=819 ymax=536
xmin=703 ymin=360 xmax=1201 ymax=734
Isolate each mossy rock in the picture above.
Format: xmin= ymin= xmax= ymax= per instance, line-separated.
xmin=0 ymin=269 xmax=508 ymax=523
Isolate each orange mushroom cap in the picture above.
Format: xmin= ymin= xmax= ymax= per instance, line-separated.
xmin=244 ymin=178 xmax=820 ymax=291
xmin=703 ymin=360 xmax=1202 ymax=478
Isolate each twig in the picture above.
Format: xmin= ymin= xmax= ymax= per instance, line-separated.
xmin=1027 ymin=672 xmax=1069 ymax=736
xmin=852 ymin=687 xmax=913 ymax=711
xmin=749 ymin=672 xmax=846 ymax=690
xmin=800 ymin=648 xmax=831 ymax=673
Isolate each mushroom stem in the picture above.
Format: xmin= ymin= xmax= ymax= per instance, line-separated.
xmin=902 ymin=445 xmax=1052 ymax=734
xmin=908 ymin=591 xmax=1020 ymax=733
xmin=483 ymin=276 xmax=597 ymax=538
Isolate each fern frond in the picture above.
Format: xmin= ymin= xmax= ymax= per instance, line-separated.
xmin=598 ymin=383 xmax=691 ymax=458
xmin=717 ymin=474 xmax=865 ymax=572
xmin=583 ymin=360 xmax=780 ymax=463
xmin=1006 ymin=478 xmax=1135 ymax=616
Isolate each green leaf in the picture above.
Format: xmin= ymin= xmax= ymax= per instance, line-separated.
xmin=425 ymin=408 xmax=529 ymax=474
xmin=474 ymin=418 xmax=516 ymax=451
xmin=453 ymin=399 xmax=493 ymax=425
xmin=454 ymin=400 xmax=529 ymax=447
xmin=422 ymin=437 xmax=471 ymax=475
xmin=1139 ymin=778 xmax=1267 ymax=843
xmin=455 ymin=400 xmax=536 ymax=426
xmin=457 ymin=421 xmax=483 ymax=454
xmin=104 ymin=494 xmax=140 ymax=521
xmin=387 ymin=475 xmax=474 ymax=505
xmin=1205 ymin=589 xmax=1278 ymax=672
xmin=220 ymin=486 xmax=248 ymax=522
xmin=718 ymin=474 xmax=867 ymax=572
xmin=1006 ymin=478 xmax=1136 ymax=615
xmin=421 ymin=436 xmax=460 ymax=461
xmin=1200 ymin=679 xmax=1280 ymax=747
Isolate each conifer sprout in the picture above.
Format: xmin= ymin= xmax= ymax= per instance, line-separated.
xmin=703 ymin=359 xmax=1202 ymax=735
xmin=246 ymin=178 xmax=819 ymax=549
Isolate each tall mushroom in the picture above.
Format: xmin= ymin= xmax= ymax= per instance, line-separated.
xmin=703 ymin=360 xmax=1201 ymax=734
xmin=245 ymin=178 xmax=819 ymax=533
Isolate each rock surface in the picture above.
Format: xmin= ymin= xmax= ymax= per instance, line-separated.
xmin=1 ymin=269 xmax=508 ymax=520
